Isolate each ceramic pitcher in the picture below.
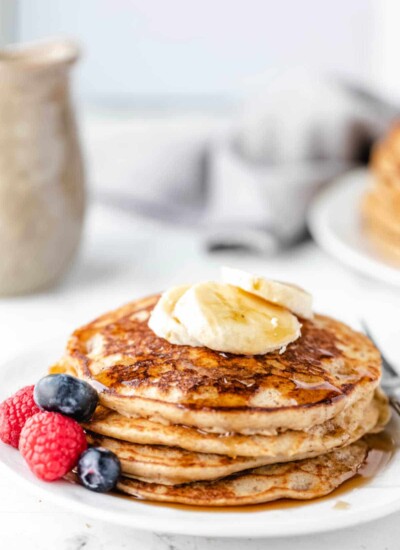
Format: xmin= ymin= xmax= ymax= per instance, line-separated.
xmin=0 ymin=39 xmax=85 ymax=295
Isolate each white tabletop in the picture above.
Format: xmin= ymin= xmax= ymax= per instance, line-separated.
xmin=1 ymin=112 xmax=400 ymax=549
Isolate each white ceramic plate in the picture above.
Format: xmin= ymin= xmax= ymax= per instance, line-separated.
xmin=1 ymin=340 xmax=400 ymax=538
xmin=308 ymin=169 xmax=400 ymax=287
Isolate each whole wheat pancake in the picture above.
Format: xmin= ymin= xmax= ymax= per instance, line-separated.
xmin=363 ymin=225 xmax=400 ymax=266
xmin=116 ymin=441 xmax=368 ymax=506
xmin=86 ymin=432 xmax=277 ymax=485
xmin=370 ymin=142 xmax=400 ymax=189
xmin=84 ymin=395 xmax=384 ymax=485
xmin=370 ymin=124 xmax=400 ymax=189
xmin=362 ymin=190 xmax=400 ymax=265
xmin=83 ymin=390 xmax=388 ymax=458
xmin=362 ymin=190 xmax=400 ymax=239
xmin=362 ymin=122 xmax=400 ymax=264
xmin=59 ymin=295 xmax=381 ymax=434
xmin=368 ymin=180 xmax=400 ymax=211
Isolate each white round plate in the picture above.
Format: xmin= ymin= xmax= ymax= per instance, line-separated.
xmin=1 ymin=340 xmax=400 ymax=538
xmin=308 ymin=169 xmax=400 ymax=286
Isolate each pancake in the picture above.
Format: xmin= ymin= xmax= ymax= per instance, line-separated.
xmin=116 ymin=440 xmax=368 ymax=506
xmin=370 ymin=142 xmax=400 ymax=189
xmin=83 ymin=390 xmax=388 ymax=458
xmin=86 ymin=432 xmax=278 ymax=485
xmin=362 ymin=225 xmax=400 ymax=266
xmin=85 ymin=433 xmax=267 ymax=485
xmin=362 ymin=190 xmax=400 ymax=239
xmin=58 ymin=295 xmax=381 ymax=435
xmin=361 ymin=186 xmax=400 ymax=265
xmin=370 ymin=125 xmax=400 ymax=190
xmin=362 ymin=122 xmax=400 ymax=264
xmin=84 ymin=393 xmax=385 ymax=485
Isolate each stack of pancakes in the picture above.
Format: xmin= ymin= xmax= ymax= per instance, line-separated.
xmin=54 ymin=295 xmax=390 ymax=506
xmin=362 ymin=123 xmax=400 ymax=264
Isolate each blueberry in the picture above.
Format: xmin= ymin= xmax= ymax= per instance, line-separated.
xmin=34 ymin=374 xmax=99 ymax=422
xmin=78 ymin=447 xmax=121 ymax=492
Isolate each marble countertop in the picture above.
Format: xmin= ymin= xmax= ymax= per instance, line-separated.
xmin=1 ymin=112 xmax=400 ymax=548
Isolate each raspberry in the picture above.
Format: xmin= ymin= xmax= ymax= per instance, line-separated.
xmin=0 ymin=385 xmax=41 ymax=448
xmin=19 ymin=412 xmax=87 ymax=481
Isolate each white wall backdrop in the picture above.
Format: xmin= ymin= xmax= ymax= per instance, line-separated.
xmin=16 ymin=0 xmax=375 ymax=105
xmin=370 ymin=0 xmax=400 ymax=103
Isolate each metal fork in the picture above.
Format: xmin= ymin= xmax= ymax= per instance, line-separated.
xmin=361 ymin=321 xmax=400 ymax=416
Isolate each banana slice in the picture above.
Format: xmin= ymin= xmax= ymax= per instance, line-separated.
xmin=148 ymin=285 xmax=201 ymax=346
xmin=221 ymin=267 xmax=313 ymax=319
xmin=174 ymin=282 xmax=301 ymax=355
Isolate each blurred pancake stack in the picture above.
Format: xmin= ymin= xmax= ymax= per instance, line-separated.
xmin=362 ymin=123 xmax=400 ymax=265
xmin=53 ymin=293 xmax=390 ymax=506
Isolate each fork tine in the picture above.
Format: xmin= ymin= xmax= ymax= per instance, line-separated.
xmin=360 ymin=321 xmax=398 ymax=377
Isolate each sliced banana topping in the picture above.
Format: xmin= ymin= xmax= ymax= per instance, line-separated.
xmin=221 ymin=267 xmax=313 ymax=320
xmin=148 ymin=268 xmax=311 ymax=355
xmin=148 ymin=285 xmax=201 ymax=347
xmin=174 ymin=282 xmax=301 ymax=355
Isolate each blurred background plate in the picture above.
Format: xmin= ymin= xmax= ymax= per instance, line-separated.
xmin=308 ymin=169 xmax=400 ymax=287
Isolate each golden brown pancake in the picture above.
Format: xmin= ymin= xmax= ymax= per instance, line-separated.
xmin=362 ymin=189 xmax=400 ymax=239
xmin=84 ymin=393 xmax=385 ymax=485
xmin=83 ymin=390 xmax=388 ymax=459
xmin=116 ymin=441 xmax=368 ymax=506
xmin=363 ymin=224 xmax=400 ymax=266
xmin=370 ymin=142 xmax=400 ymax=189
xmin=361 ymin=188 xmax=400 ymax=265
xmin=58 ymin=295 xmax=381 ymax=434
xmin=363 ymin=123 xmax=400 ymax=264
xmin=370 ymin=125 xmax=400 ymax=190
xmin=86 ymin=432 xmax=280 ymax=485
